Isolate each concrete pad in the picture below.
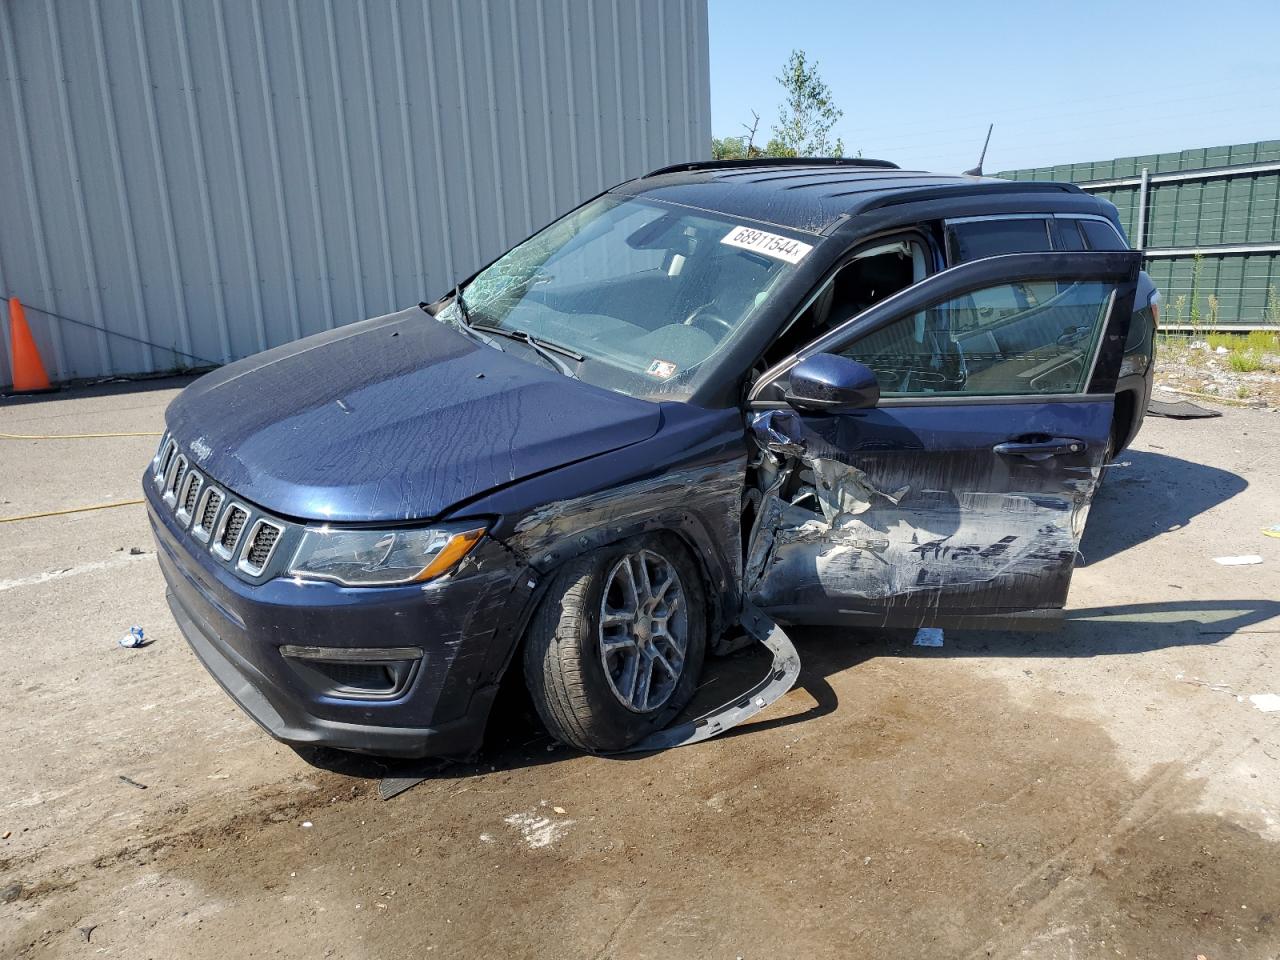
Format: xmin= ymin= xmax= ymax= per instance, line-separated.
xmin=2 ymin=381 xmax=1278 ymax=959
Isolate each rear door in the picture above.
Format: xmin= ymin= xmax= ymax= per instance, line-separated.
xmin=745 ymin=251 xmax=1141 ymax=629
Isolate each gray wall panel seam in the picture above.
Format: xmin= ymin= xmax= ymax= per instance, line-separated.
xmin=89 ymin=0 xmax=153 ymax=371
xmin=695 ymin=0 xmax=710 ymax=154
xmin=212 ymin=0 xmax=267 ymax=353
xmin=355 ymin=0 xmax=396 ymax=311
xmin=478 ymin=1 xmax=509 ymax=250
xmin=128 ymin=0 xmax=192 ymax=362
xmin=421 ymin=0 xmax=455 ymax=285
xmin=322 ymin=0 xmax=367 ymax=322
xmin=1 ymin=0 xmax=67 ymax=377
xmin=286 ymin=0 xmax=335 ymax=329
xmin=250 ymin=0 xmax=301 ymax=342
xmin=633 ymin=0 xmax=648 ymax=166
xmin=679 ymin=0 xmax=691 ymax=162
xmin=508 ymin=0 xmax=534 ymax=236
xmin=533 ymin=0 xmax=556 ymax=214
xmin=171 ymin=0 xmax=232 ymax=362
xmin=655 ymin=0 xmax=669 ymax=161
xmin=46 ymin=1 xmax=112 ymax=374
xmin=610 ymin=0 xmax=625 ymax=181
xmin=390 ymin=0 xmax=426 ymax=299
xmin=585 ymin=1 xmax=604 ymax=190
xmin=559 ymin=1 xmax=582 ymax=200
xmin=449 ymin=0 xmax=482 ymax=267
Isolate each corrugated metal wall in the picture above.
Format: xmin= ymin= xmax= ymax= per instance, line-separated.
xmin=998 ymin=141 xmax=1280 ymax=327
xmin=0 ymin=0 xmax=711 ymax=388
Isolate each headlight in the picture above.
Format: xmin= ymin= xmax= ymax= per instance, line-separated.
xmin=288 ymin=523 xmax=486 ymax=586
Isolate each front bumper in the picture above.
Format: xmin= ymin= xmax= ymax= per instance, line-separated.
xmin=148 ymin=485 xmax=531 ymax=758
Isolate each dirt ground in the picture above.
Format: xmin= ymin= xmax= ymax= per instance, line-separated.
xmin=3 ymin=378 xmax=1280 ymax=960
xmin=1155 ymin=335 xmax=1280 ymax=409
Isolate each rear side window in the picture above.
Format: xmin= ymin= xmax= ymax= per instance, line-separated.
xmin=1078 ymin=219 xmax=1129 ymax=251
xmin=946 ymin=219 xmax=1052 ymax=262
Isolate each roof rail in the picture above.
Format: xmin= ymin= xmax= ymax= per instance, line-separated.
xmin=643 ymin=156 xmax=899 ymax=178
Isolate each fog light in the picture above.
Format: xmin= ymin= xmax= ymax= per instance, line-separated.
xmin=280 ymin=645 xmax=422 ymax=699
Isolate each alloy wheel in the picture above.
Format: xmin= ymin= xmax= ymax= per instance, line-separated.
xmin=598 ymin=549 xmax=688 ymax=713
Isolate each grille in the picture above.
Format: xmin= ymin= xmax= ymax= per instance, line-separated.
xmin=214 ymin=504 xmax=249 ymax=559
xmin=154 ymin=438 xmax=176 ymax=483
xmin=182 ymin=475 xmax=201 ymax=513
xmin=193 ymin=487 xmax=224 ymax=541
xmin=238 ymin=520 xmax=283 ymax=575
xmin=314 ymin=661 xmax=396 ymax=693
xmin=163 ymin=456 xmax=188 ymax=506
xmin=175 ymin=470 xmax=203 ymax=525
xmin=159 ymin=437 xmax=289 ymax=577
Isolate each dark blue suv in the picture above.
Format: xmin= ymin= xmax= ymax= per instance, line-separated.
xmin=146 ymin=158 xmax=1156 ymax=758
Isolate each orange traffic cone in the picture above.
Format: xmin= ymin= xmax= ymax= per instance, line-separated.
xmin=8 ymin=297 xmax=54 ymax=393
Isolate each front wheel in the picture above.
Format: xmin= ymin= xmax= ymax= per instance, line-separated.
xmin=522 ymin=535 xmax=707 ymax=753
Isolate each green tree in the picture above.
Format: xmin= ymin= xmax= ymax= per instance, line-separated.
xmin=712 ymin=112 xmax=763 ymax=160
xmin=710 ymin=50 xmax=847 ymax=159
xmin=770 ymin=50 xmax=844 ymax=157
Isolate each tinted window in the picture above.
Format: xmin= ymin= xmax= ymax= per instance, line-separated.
xmin=1053 ymin=219 xmax=1087 ymax=251
xmin=839 ymin=280 xmax=1114 ymax=397
xmin=1079 ymin=219 xmax=1129 ymax=251
xmin=947 ymin=219 xmax=1052 ymax=262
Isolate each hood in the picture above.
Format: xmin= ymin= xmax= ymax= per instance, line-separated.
xmin=165 ymin=308 xmax=661 ymax=522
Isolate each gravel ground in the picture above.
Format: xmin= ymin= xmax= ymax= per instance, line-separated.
xmin=2 ymin=377 xmax=1279 ymax=959
xmin=1155 ymin=338 xmax=1280 ymax=409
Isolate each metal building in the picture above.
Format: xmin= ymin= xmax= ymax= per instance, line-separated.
xmin=0 ymin=0 xmax=711 ymax=388
xmin=999 ymin=141 xmax=1280 ymax=328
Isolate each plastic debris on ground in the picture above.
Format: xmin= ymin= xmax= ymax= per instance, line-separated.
xmin=1145 ymin=398 xmax=1222 ymax=420
xmin=1264 ymin=525 xmax=1280 ymax=540
xmin=1213 ymin=555 xmax=1263 ymax=566
xmin=117 ymin=625 xmax=147 ymax=648
xmin=1249 ymin=694 xmax=1280 ymax=713
xmin=913 ymin=627 xmax=944 ymax=647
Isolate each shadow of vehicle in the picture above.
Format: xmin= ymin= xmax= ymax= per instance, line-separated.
xmin=1 ymin=372 xmax=206 ymax=409
xmin=1080 ymin=448 xmax=1247 ymax=566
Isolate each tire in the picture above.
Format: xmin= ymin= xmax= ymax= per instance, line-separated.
xmin=522 ymin=534 xmax=707 ymax=753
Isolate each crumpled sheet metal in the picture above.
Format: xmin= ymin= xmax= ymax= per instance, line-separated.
xmin=745 ymin=410 xmax=1087 ymax=607
xmin=507 ymin=459 xmax=747 ymax=594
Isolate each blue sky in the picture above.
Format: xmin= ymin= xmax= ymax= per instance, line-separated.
xmin=708 ymin=0 xmax=1280 ymax=173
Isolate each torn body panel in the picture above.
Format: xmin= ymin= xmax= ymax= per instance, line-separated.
xmin=745 ymin=401 xmax=1110 ymax=628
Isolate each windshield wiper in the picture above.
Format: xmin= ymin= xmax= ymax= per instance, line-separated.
xmin=470 ymin=323 xmax=584 ymax=377
xmin=445 ymin=285 xmax=507 ymax=352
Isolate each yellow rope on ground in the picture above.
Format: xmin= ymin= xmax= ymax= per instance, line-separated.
xmin=0 ymin=499 xmax=146 ymax=523
xmin=0 ymin=431 xmax=163 ymax=440
xmin=1155 ymin=387 xmax=1253 ymax=408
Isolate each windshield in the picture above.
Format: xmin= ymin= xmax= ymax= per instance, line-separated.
xmin=440 ymin=195 xmax=810 ymax=401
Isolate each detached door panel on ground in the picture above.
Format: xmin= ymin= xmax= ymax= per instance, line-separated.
xmin=746 ymin=251 xmax=1142 ymax=629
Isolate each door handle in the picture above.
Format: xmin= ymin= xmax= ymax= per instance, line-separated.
xmin=993 ymin=437 xmax=1087 ymax=460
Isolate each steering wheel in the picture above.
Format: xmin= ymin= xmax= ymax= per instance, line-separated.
xmin=683 ymin=304 xmax=734 ymax=337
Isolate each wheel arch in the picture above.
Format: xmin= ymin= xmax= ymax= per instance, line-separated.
xmin=1111 ymin=387 xmax=1138 ymax=454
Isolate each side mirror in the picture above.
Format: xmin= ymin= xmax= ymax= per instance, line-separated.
xmin=784 ymin=353 xmax=880 ymax=414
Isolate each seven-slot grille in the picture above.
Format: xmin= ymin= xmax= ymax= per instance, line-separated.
xmin=153 ymin=434 xmax=285 ymax=578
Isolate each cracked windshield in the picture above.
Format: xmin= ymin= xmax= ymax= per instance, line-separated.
xmin=441 ymin=194 xmax=807 ymax=401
